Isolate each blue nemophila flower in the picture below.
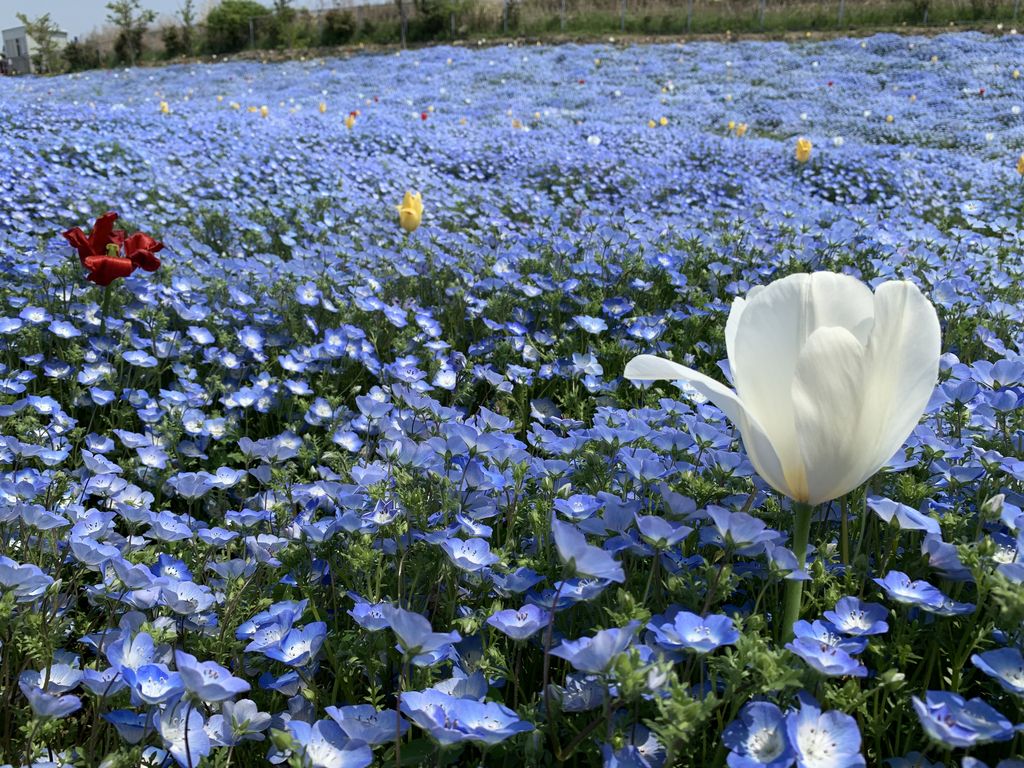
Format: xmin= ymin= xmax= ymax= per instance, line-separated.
xmin=486 ymin=604 xmax=549 ymax=640
xmin=287 ymin=719 xmax=373 ymax=768
xmin=866 ymin=496 xmax=941 ymax=535
xmin=647 ymin=611 xmax=740 ymax=655
xmin=601 ymin=724 xmax=666 ymax=767
xmin=174 ymin=650 xmax=250 ymax=702
xmin=263 ymin=622 xmax=327 ymax=666
xmin=106 ymin=630 xmax=157 ymax=671
xmin=440 ymin=536 xmax=500 ymax=572
xmin=347 ymin=597 xmax=390 ymax=631
xmin=161 ymin=581 xmax=215 ymax=614
xmin=400 ymin=689 xmax=533 ymax=745
xmin=206 ymin=698 xmax=272 ymax=746
xmin=324 ymin=704 xmax=409 ymax=744
xmin=19 ymin=670 xmax=82 ymax=719
xmin=123 ymin=663 xmax=185 ymax=705
xmin=705 ymin=506 xmax=780 ymax=553
xmin=785 ymin=638 xmax=866 ymax=678
xmin=0 ymin=556 xmax=53 ymax=602
xmin=552 ymin=518 xmax=625 ymax=582
xmin=574 ymin=315 xmax=608 ymax=334
xmin=722 ymin=701 xmax=794 ymax=768
xmin=971 ymin=647 xmax=1024 ymax=695
xmin=635 ymin=514 xmax=693 ymax=548
xmin=873 ymin=571 xmax=944 ymax=609
xmin=912 ymin=691 xmax=1016 ymax=748
xmin=382 ymin=605 xmax=461 ymax=657
xmin=554 ymin=494 xmax=604 ymax=521
xmin=550 ymin=622 xmax=640 ymax=673
xmin=823 ymin=597 xmax=889 ymax=636
xmin=786 ymin=701 xmax=865 ymax=768
xmin=156 ymin=698 xmax=211 ymax=768
xmin=791 ymin=621 xmax=867 ymax=655
xmin=103 ymin=710 xmax=148 ymax=744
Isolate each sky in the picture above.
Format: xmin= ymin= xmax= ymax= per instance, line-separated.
xmin=1 ymin=0 xmax=383 ymax=40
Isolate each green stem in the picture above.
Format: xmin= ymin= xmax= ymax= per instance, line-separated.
xmin=100 ymin=287 xmax=111 ymax=335
xmin=781 ymin=502 xmax=814 ymax=641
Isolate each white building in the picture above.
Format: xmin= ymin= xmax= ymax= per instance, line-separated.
xmin=2 ymin=25 xmax=68 ymax=74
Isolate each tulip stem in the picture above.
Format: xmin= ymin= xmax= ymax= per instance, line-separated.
xmin=781 ymin=502 xmax=814 ymax=641
xmin=100 ymin=287 xmax=111 ymax=335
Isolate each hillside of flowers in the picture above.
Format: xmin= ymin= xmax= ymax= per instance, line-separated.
xmin=1 ymin=31 xmax=1023 ymax=768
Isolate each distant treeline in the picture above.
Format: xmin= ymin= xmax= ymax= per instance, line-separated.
xmin=20 ymin=0 xmax=1024 ymax=73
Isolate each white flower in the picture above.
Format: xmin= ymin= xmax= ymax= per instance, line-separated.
xmin=625 ymin=273 xmax=940 ymax=505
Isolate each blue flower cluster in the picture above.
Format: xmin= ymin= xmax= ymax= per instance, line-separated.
xmin=0 ymin=31 xmax=1023 ymax=767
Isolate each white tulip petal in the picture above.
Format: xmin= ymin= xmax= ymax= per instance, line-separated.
xmin=624 ymin=355 xmax=792 ymax=498
xmin=731 ymin=272 xmax=875 ymax=493
xmin=724 ymin=296 xmax=746 ymax=367
xmin=847 ymin=281 xmax=941 ymax=490
xmin=791 ymin=327 xmax=871 ymax=504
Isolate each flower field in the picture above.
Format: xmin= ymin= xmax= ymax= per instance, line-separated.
xmin=1 ymin=31 xmax=1024 ymax=768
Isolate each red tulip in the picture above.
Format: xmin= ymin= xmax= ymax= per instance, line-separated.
xmin=62 ymin=212 xmax=162 ymax=286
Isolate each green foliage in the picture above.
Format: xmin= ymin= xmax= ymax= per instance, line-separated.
xmin=15 ymin=13 xmax=65 ymax=74
xmin=106 ymin=0 xmax=157 ymax=65
xmin=204 ymin=0 xmax=270 ymax=53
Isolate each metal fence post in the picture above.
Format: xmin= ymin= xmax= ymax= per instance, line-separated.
xmin=560 ymin=0 xmax=566 ymax=32
xmin=837 ymin=0 xmax=845 ymax=25
xmin=687 ymin=0 xmax=693 ymax=31
xmin=1015 ymin=0 xmax=1020 ymax=20
xmin=758 ymin=0 xmax=766 ymax=30
xmin=620 ymin=0 xmax=626 ymax=32
xmin=248 ymin=17 xmax=255 ymax=48
xmin=503 ymin=0 xmax=509 ymax=33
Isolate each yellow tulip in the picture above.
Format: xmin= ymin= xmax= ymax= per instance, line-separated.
xmin=260 ymin=105 xmax=269 ymax=118
xmin=795 ymin=137 xmax=812 ymax=163
xmin=735 ymin=122 xmax=748 ymax=138
xmin=159 ymin=101 xmax=170 ymax=114
xmin=1015 ymin=69 xmax=1021 ymax=79
xmin=511 ymin=118 xmax=523 ymax=129
xmin=1017 ymin=153 xmax=1024 ymax=175
xmin=647 ymin=119 xmax=656 ymax=128
xmin=230 ymin=102 xmax=241 ymax=110
xmin=344 ymin=114 xmax=356 ymax=130
xmin=216 ymin=95 xmax=224 ymax=103
xmin=319 ymin=102 xmax=327 ymax=114
xmin=659 ymin=116 xmax=668 ymax=126
xmin=886 ymin=114 xmax=894 ymax=123
xmin=397 ymin=191 xmax=423 ymax=232
xmin=727 ymin=120 xmax=736 ymax=131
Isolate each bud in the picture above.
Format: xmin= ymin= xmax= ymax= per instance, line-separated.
xmin=795 ymin=136 xmax=812 ymax=163
xmin=396 ymin=190 xmax=423 ymax=233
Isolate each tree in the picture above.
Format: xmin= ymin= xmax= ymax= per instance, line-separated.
xmin=105 ymin=0 xmax=157 ymax=66
xmin=63 ymin=37 xmax=103 ymax=72
xmin=266 ymin=0 xmax=296 ymax=48
xmin=204 ymin=0 xmax=269 ymax=53
xmin=15 ymin=13 xmax=63 ymax=74
xmin=179 ymin=0 xmax=196 ymax=55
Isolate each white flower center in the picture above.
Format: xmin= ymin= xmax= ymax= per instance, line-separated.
xmin=748 ymin=727 xmax=784 ymax=761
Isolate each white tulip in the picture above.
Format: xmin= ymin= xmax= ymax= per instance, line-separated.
xmin=625 ymin=272 xmax=941 ymax=506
